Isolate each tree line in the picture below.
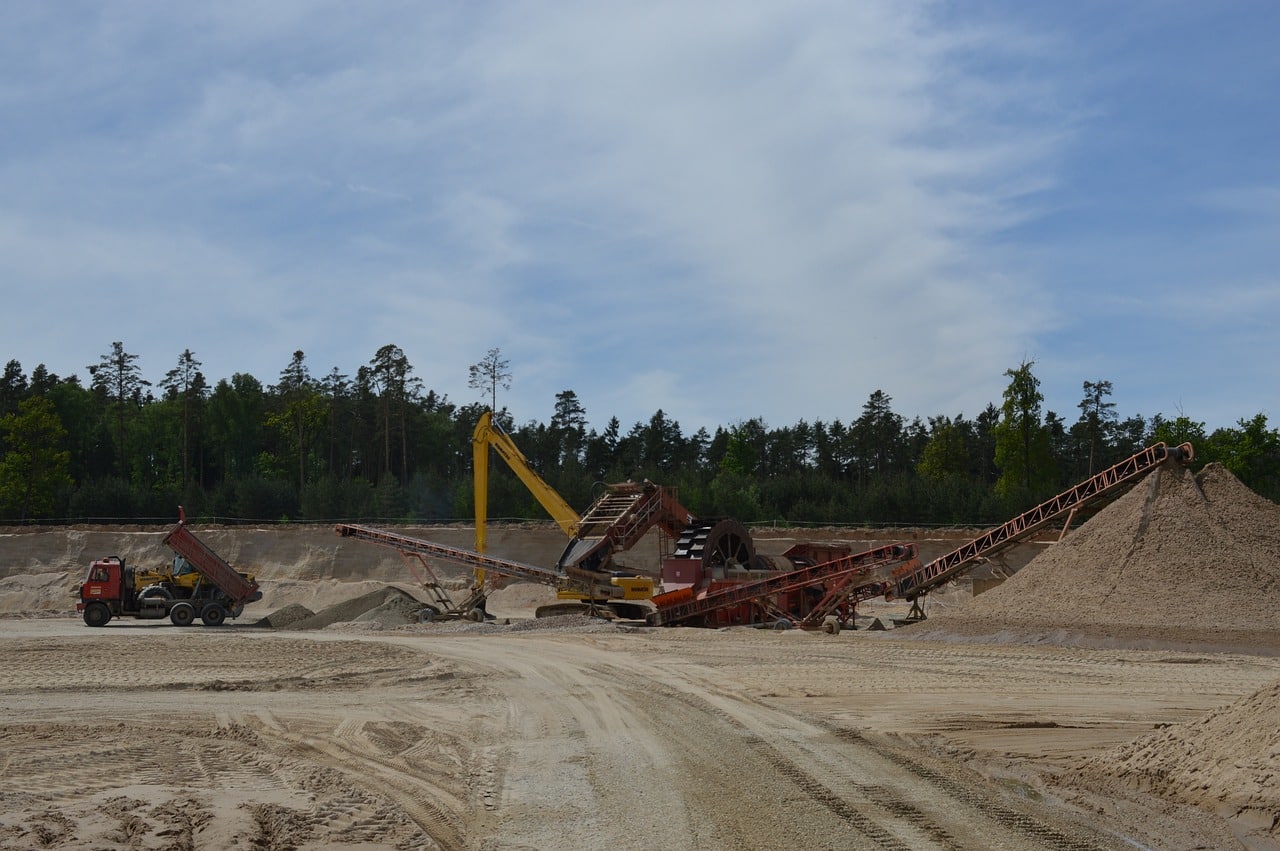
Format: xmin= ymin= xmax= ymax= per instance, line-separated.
xmin=1 ymin=343 xmax=1277 ymax=525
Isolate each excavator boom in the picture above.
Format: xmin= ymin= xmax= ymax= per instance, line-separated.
xmin=473 ymin=411 xmax=580 ymax=554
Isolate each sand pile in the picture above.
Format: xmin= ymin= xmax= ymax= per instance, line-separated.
xmin=926 ymin=462 xmax=1280 ymax=640
xmin=1067 ymin=677 xmax=1280 ymax=841
xmin=251 ymin=603 xmax=315 ymax=628
xmin=251 ymin=586 xmax=628 ymax=634
xmin=274 ymin=586 xmax=428 ymax=631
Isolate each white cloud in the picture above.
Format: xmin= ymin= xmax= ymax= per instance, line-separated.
xmin=4 ymin=1 xmax=1272 ymax=433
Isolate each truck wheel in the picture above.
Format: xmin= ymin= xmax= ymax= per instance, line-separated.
xmin=200 ymin=603 xmax=227 ymax=627
xmin=169 ymin=602 xmax=196 ymax=627
xmin=83 ymin=602 xmax=112 ymax=627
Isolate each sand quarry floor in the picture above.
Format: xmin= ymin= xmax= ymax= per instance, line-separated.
xmin=2 ymin=462 xmax=1279 ymax=850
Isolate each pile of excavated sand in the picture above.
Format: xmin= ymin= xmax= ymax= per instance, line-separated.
xmin=251 ymin=603 xmax=315 ymax=628
xmin=253 ymin=586 xmax=628 ymax=635
xmin=267 ymin=583 xmax=427 ymax=629
xmin=1066 ymin=677 xmax=1280 ymax=843
xmin=922 ymin=462 xmax=1280 ymax=641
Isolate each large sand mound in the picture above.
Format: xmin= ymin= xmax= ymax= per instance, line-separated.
xmin=925 ymin=462 xmax=1280 ymax=640
xmin=1067 ymin=676 xmax=1280 ymax=841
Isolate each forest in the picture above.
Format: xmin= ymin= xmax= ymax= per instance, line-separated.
xmin=1 ymin=342 xmax=1277 ymax=526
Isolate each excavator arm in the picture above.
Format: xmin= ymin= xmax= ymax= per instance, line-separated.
xmin=471 ymin=411 xmax=667 ymax=608
xmin=473 ymin=410 xmax=581 ymax=555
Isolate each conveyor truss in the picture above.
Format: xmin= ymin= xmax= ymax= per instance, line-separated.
xmin=334 ymin=523 xmax=564 ymax=620
xmin=884 ymin=440 xmax=1195 ymax=618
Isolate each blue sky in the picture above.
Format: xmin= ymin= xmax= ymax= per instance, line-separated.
xmin=2 ymin=1 xmax=1276 ymax=435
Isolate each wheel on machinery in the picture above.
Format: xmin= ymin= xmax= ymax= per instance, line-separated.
xmin=138 ymin=585 xmax=173 ymax=602
xmin=83 ymin=601 xmax=112 ymax=627
xmin=200 ymin=603 xmax=227 ymax=627
xmin=169 ymin=602 xmax=196 ymax=627
xmin=821 ymin=615 xmax=841 ymax=635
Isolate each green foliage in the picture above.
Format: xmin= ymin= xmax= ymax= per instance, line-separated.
xmin=0 ymin=397 xmax=73 ymax=519
xmin=1151 ymin=415 xmax=1208 ymax=450
xmin=373 ymin=473 xmax=409 ymax=521
xmin=300 ymin=475 xmax=375 ymax=521
xmin=918 ymin=416 xmax=969 ymax=483
xmin=0 ymin=350 xmax=1274 ymax=526
xmin=993 ymin=361 xmax=1057 ymax=502
xmin=232 ymin=477 xmax=299 ymax=522
xmin=1205 ymin=414 xmax=1280 ymax=501
xmin=68 ymin=477 xmax=137 ymax=521
xmin=708 ymin=471 xmax=764 ymax=521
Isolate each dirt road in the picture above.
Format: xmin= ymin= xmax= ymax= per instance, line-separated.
xmin=3 ymin=618 xmax=1275 ymax=850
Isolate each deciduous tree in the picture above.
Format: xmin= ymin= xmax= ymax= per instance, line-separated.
xmin=993 ymin=360 xmax=1055 ymax=500
xmin=0 ymin=397 xmax=72 ymax=519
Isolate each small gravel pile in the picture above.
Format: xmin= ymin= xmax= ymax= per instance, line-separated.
xmin=251 ymin=604 xmax=315 ymax=628
xmin=283 ymin=587 xmax=427 ymax=631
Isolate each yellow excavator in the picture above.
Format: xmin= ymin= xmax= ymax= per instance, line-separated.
xmin=472 ymin=410 xmax=658 ymax=617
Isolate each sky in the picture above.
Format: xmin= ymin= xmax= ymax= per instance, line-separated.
xmin=2 ymin=1 xmax=1277 ymax=436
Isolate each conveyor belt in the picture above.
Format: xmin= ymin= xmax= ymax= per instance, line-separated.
xmin=335 ymin=523 xmax=563 ymax=587
xmin=892 ymin=441 xmax=1194 ymax=602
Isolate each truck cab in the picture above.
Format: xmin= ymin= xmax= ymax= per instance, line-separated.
xmin=78 ymin=511 xmax=262 ymax=628
xmin=79 ymin=557 xmax=125 ymax=610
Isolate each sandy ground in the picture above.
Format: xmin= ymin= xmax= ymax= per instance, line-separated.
xmin=1 ymin=612 xmax=1276 ymax=850
xmin=2 ymin=469 xmax=1279 ymax=850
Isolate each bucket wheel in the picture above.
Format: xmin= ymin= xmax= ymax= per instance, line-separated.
xmin=674 ymin=519 xmax=757 ymax=571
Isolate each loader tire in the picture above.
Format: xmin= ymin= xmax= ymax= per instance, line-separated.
xmin=83 ymin=602 xmax=112 ymax=627
xmin=169 ymin=602 xmax=196 ymax=627
xmin=200 ymin=603 xmax=227 ymax=627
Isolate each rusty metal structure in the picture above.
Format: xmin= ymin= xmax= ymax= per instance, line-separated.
xmin=337 ymin=421 xmax=1196 ymax=632
xmin=882 ymin=441 xmax=1196 ymax=618
xmin=646 ymin=542 xmax=917 ymax=628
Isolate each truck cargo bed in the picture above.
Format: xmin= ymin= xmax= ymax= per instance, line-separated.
xmin=161 ymin=520 xmax=260 ymax=605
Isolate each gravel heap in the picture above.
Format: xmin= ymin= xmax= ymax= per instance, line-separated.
xmin=251 ymin=603 xmax=315 ymax=628
xmin=925 ymin=461 xmax=1280 ymax=641
xmin=271 ymin=586 xmax=426 ymax=631
xmin=256 ymin=588 xmax=629 ymax=634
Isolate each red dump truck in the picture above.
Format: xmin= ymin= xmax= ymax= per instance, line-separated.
xmin=77 ymin=509 xmax=262 ymax=627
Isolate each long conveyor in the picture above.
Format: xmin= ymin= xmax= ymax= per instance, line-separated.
xmin=334 ymin=523 xmax=563 ymax=587
xmin=888 ymin=441 xmax=1195 ymax=608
